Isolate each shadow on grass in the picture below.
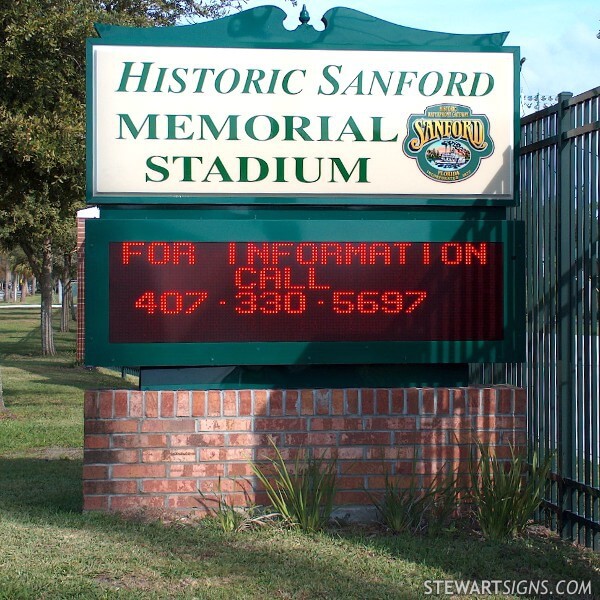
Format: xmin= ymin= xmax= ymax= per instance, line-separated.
xmin=1 ymin=457 xmax=599 ymax=600
xmin=0 ymin=457 xmax=83 ymax=514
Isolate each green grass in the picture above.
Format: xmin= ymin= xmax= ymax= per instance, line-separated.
xmin=1 ymin=309 xmax=600 ymax=598
xmin=0 ymin=307 xmax=136 ymax=455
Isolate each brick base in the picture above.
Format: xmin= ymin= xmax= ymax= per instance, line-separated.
xmin=83 ymin=387 xmax=526 ymax=515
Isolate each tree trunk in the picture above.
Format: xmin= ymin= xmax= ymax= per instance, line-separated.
xmin=40 ymin=239 xmax=56 ymax=356
xmin=5 ymin=268 xmax=12 ymax=302
xmin=20 ymin=278 xmax=28 ymax=302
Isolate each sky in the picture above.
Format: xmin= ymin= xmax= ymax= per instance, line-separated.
xmin=238 ymin=0 xmax=599 ymax=111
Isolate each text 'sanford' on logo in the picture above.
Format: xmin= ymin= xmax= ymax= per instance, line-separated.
xmin=402 ymin=104 xmax=494 ymax=183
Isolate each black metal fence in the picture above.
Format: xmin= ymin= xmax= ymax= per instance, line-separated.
xmin=471 ymin=87 xmax=600 ymax=549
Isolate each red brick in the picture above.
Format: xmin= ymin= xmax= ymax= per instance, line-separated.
xmin=406 ymin=388 xmax=420 ymax=414
xmin=315 ymin=390 xmax=330 ymax=415
xmin=300 ymin=390 xmax=314 ymax=415
xmin=254 ymin=390 xmax=268 ymax=415
xmin=114 ymin=391 xmax=129 ymax=418
xmin=395 ymin=460 xmax=447 ymax=476
xmin=171 ymin=433 xmax=225 ymax=447
xmin=337 ymin=476 xmax=365 ymax=490
xmin=468 ymin=390 xmax=482 ymax=414
xmin=220 ymin=448 xmax=253 ymax=461
xmin=85 ymin=420 xmax=138 ymax=434
xmin=223 ymin=391 xmax=237 ymax=416
xmin=310 ymin=417 xmax=362 ymax=431
xmin=83 ymin=465 xmax=109 ymax=480
xmin=84 ymin=391 xmax=98 ymax=418
xmin=98 ymin=390 xmax=113 ymax=418
xmin=177 ymin=391 xmax=191 ymax=416
xmin=332 ymin=390 xmax=344 ymax=415
xmin=111 ymin=496 xmax=165 ymax=510
xmin=160 ymin=391 xmax=175 ymax=417
xmin=227 ymin=463 xmax=255 ymax=477
xmin=112 ymin=434 xmax=168 ymax=448
xmin=268 ymin=390 xmax=283 ymax=416
xmin=112 ymin=464 xmax=166 ymax=478
xmin=339 ymin=432 xmax=391 ymax=445
xmin=395 ymin=430 xmax=447 ymax=445
xmin=420 ymin=416 xmax=471 ymax=430
xmin=336 ymin=447 xmax=365 ymax=460
xmin=437 ymin=389 xmax=450 ymax=414
xmin=498 ymin=388 xmax=513 ymax=414
xmin=141 ymin=419 xmax=196 ymax=433
xmin=421 ymin=445 xmax=471 ymax=460
xmin=365 ymin=417 xmax=417 ymax=431
xmin=199 ymin=418 xmax=252 ymax=432
xmin=143 ymin=479 xmax=197 ymax=493
xmin=200 ymin=448 xmax=227 ymax=461
xmin=170 ymin=464 xmax=224 ymax=477
xmin=84 ymin=480 xmax=137 ymax=495
xmin=84 ymin=435 xmax=110 ymax=449
xmin=239 ymin=391 xmax=252 ymax=415
xmin=228 ymin=433 xmax=265 ymax=446
xmin=83 ymin=496 xmax=109 ymax=511
xmin=422 ymin=388 xmax=435 ymax=414
xmin=192 ymin=391 xmax=206 ymax=416
xmin=142 ymin=449 xmax=196 ymax=463
xmin=254 ymin=418 xmax=305 ymax=432
xmin=199 ymin=478 xmax=242 ymax=493
xmin=375 ymin=389 xmax=390 ymax=414
xmin=360 ymin=389 xmax=375 ymax=414
xmin=391 ymin=389 xmax=404 ymax=414
xmin=366 ymin=446 xmax=415 ymax=460
xmin=167 ymin=495 xmax=201 ymax=509
xmin=346 ymin=389 xmax=359 ymax=414
xmin=340 ymin=461 xmax=381 ymax=475
xmin=85 ymin=449 xmax=140 ymax=464
xmin=284 ymin=390 xmax=299 ymax=415
xmin=453 ymin=389 xmax=467 ymax=415
xmin=208 ymin=391 xmax=221 ymax=416
xmin=287 ymin=432 xmax=338 ymax=446
xmin=473 ymin=416 xmax=520 ymax=430
xmin=145 ymin=391 xmax=159 ymax=418
xmin=129 ymin=391 xmax=143 ymax=418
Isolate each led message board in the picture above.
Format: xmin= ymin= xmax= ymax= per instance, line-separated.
xmin=87 ymin=6 xmax=519 ymax=205
xmin=85 ymin=216 xmax=524 ymax=367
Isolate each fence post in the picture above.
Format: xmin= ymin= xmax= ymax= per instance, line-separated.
xmin=556 ymin=91 xmax=574 ymax=539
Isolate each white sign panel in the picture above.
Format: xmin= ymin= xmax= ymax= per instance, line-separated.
xmin=91 ymin=45 xmax=515 ymax=199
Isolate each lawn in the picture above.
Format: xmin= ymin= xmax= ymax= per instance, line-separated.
xmin=1 ymin=308 xmax=599 ymax=599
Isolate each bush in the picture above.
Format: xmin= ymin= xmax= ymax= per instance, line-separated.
xmin=468 ymin=441 xmax=553 ymax=541
xmin=251 ymin=439 xmax=338 ymax=533
xmin=368 ymin=460 xmax=458 ymax=535
xmin=197 ymin=477 xmax=278 ymax=532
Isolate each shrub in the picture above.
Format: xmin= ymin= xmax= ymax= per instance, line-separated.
xmin=251 ymin=438 xmax=338 ymax=533
xmin=368 ymin=460 xmax=458 ymax=535
xmin=197 ymin=477 xmax=278 ymax=532
xmin=468 ymin=440 xmax=553 ymax=541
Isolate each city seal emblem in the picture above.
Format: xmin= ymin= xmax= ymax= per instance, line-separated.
xmin=402 ymin=104 xmax=494 ymax=183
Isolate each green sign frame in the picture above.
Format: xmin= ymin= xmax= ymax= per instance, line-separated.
xmin=85 ymin=210 xmax=524 ymax=367
xmin=86 ymin=6 xmax=520 ymax=207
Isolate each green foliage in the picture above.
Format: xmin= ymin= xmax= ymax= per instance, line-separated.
xmin=251 ymin=438 xmax=338 ymax=533
xmin=368 ymin=460 xmax=458 ymax=535
xmin=197 ymin=477 xmax=279 ymax=533
xmin=468 ymin=440 xmax=554 ymax=541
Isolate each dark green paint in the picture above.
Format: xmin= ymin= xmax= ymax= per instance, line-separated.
xmin=85 ymin=213 xmax=525 ymax=368
xmin=86 ymin=5 xmax=520 ymax=207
